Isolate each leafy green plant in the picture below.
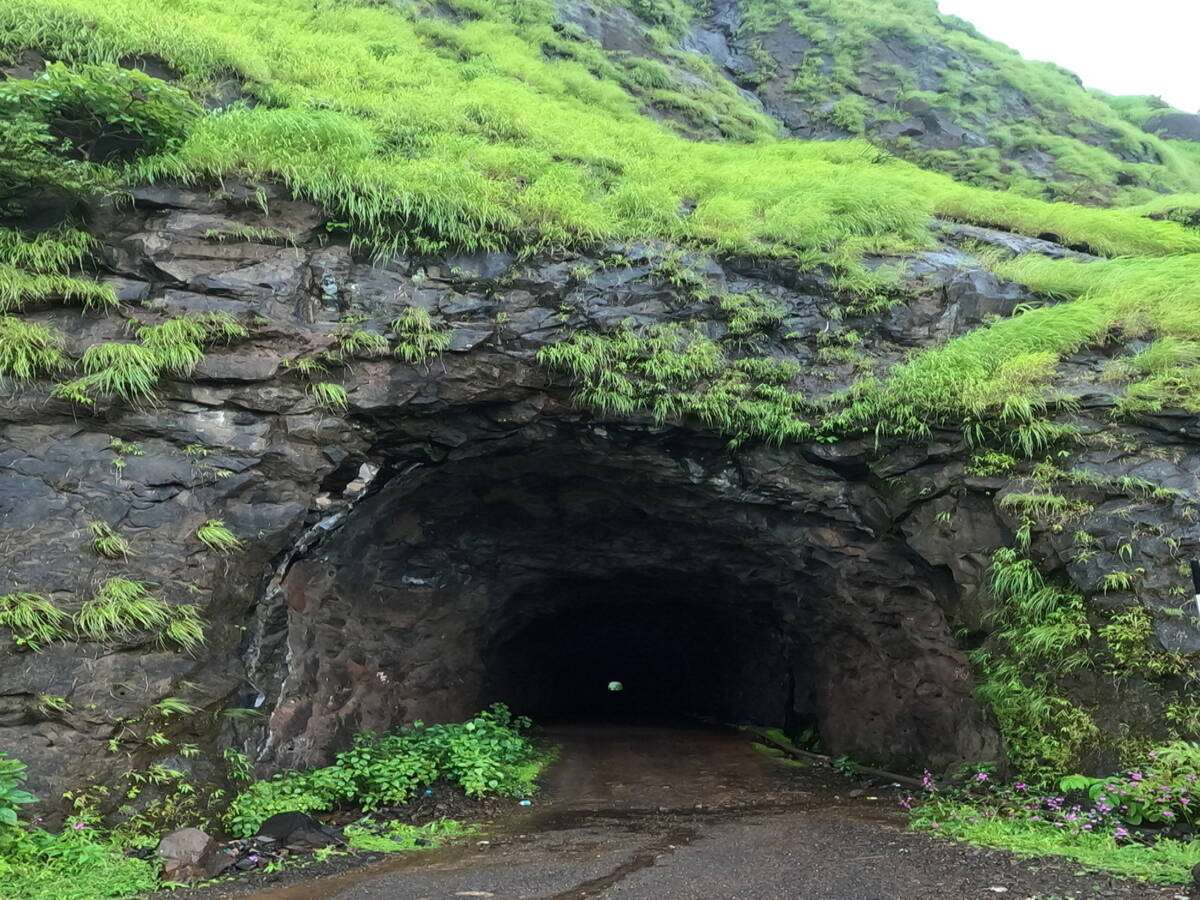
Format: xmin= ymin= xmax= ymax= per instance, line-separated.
xmin=0 ymin=752 xmax=37 ymax=826
xmin=196 ymin=519 xmax=244 ymax=554
xmin=225 ymin=704 xmax=544 ymax=837
xmin=37 ymin=694 xmax=70 ymax=715
xmin=1099 ymin=607 xmax=1189 ymax=679
xmin=87 ymin=521 xmax=132 ymax=560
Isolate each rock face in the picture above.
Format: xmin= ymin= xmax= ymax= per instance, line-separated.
xmin=1145 ymin=112 xmax=1200 ymax=143
xmin=2 ymin=180 xmax=1199 ymax=805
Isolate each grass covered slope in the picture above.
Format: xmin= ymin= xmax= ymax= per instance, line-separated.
xmin=2 ymin=0 xmax=1200 ymax=441
xmin=706 ymin=0 xmax=1200 ymax=204
xmin=3 ymin=0 xmax=1200 ymax=267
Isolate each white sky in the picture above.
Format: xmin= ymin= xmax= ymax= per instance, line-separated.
xmin=937 ymin=1 xmax=1200 ymax=113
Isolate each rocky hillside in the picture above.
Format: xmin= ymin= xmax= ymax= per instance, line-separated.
xmin=3 ymin=0 xmax=1200 ymax=811
xmin=561 ymin=0 xmax=1200 ymax=204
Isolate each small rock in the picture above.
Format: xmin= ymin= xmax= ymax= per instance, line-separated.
xmin=157 ymin=827 xmax=233 ymax=882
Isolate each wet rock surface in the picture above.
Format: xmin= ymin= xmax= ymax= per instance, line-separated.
xmin=1 ymin=179 xmax=1199 ymax=805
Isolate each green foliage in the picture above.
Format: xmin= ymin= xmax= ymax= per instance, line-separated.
xmin=970 ymin=547 xmax=1097 ymax=781
xmin=719 ymin=291 xmax=785 ymax=337
xmin=55 ymin=312 xmax=247 ymax=405
xmin=343 ymin=817 xmax=470 ymax=853
xmin=75 ymin=578 xmax=170 ymax=643
xmin=0 ymin=226 xmax=92 ymax=274
xmin=226 ymin=704 xmax=543 ymax=837
xmin=0 ymin=266 xmax=117 ymax=314
xmin=0 ymin=752 xmax=36 ymax=827
xmin=61 ymin=342 xmax=161 ymax=405
xmin=0 ymin=316 xmax=64 ymax=381
xmin=307 ymin=381 xmax=348 ymax=411
xmin=998 ymin=491 xmax=1091 ymax=526
xmin=87 ymin=521 xmax=132 ymax=559
xmin=195 ymin=519 xmax=244 ymax=554
xmin=0 ymin=592 xmax=70 ymax=651
xmin=329 ymin=323 xmax=389 ymax=362
xmin=965 ymin=451 xmax=1016 ymax=477
xmin=1099 ymin=607 xmax=1189 ymax=680
xmin=392 ymin=307 xmax=451 ymax=364
xmin=539 ymin=323 xmax=823 ymax=447
xmin=910 ymin=794 xmax=1200 ymax=884
xmin=0 ymin=822 xmax=160 ymax=899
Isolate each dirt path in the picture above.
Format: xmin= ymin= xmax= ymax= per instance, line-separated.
xmin=245 ymin=721 xmax=1189 ymax=899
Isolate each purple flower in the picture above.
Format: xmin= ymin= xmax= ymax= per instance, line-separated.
xmin=899 ymin=796 xmax=914 ymax=810
xmin=1163 ymin=810 xmax=1176 ymax=819
xmin=922 ymin=770 xmax=936 ymax=791
xmin=975 ymin=772 xmax=989 ymax=783
xmin=71 ymin=821 xmax=87 ymax=831
xmin=1130 ymin=772 xmax=1144 ymax=783
xmin=1114 ymin=826 xmax=1129 ymax=839
xmin=1014 ymin=782 xmax=1027 ymax=792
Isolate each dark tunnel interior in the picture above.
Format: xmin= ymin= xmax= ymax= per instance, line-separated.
xmin=482 ymin=575 xmax=801 ymax=726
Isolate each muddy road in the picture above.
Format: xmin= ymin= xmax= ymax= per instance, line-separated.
xmin=245 ymin=721 xmax=1186 ymax=899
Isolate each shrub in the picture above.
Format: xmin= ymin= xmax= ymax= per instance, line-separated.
xmin=225 ymin=704 xmax=543 ymax=836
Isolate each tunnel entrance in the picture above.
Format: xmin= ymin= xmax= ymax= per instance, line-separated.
xmin=264 ymin=427 xmax=1000 ymax=775
xmin=483 ymin=575 xmax=795 ymax=725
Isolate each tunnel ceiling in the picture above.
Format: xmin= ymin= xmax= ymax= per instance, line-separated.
xmin=257 ymin=421 xmax=1000 ymax=774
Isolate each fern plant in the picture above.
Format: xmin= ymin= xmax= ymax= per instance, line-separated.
xmin=0 ymin=316 xmax=65 ymax=381
xmin=196 ymin=519 xmax=244 ymax=554
xmin=88 ymin=521 xmax=132 ymax=559
xmin=392 ymin=307 xmax=452 ymax=364
xmin=329 ymin=324 xmax=389 ymax=362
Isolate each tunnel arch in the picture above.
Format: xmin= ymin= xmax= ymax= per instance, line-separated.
xmin=258 ymin=422 xmax=999 ymax=774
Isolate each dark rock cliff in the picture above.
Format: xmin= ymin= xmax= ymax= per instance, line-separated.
xmin=4 ymin=180 xmax=1199 ymax=805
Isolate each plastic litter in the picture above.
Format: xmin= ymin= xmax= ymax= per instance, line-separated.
xmin=518 ymin=799 xmax=532 ymax=807
xmin=607 ymin=681 xmax=623 ymax=692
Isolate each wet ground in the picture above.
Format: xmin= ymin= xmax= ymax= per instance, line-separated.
xmin=229 ymin=721 xmax=1188 ymax=899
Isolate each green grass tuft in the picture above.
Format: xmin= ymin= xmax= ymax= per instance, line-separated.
xmin=87 ymin=521 xmax=132 ymax=559
xmin=307 ymin=381 xmax=348 ymax=411
xmin=195 ymin=519 xmax=244 ymax=554
xmin=76 ymin=578 xmax=171 ymax=643
xmin=0 ymin=592 xmax=70 ymax=651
